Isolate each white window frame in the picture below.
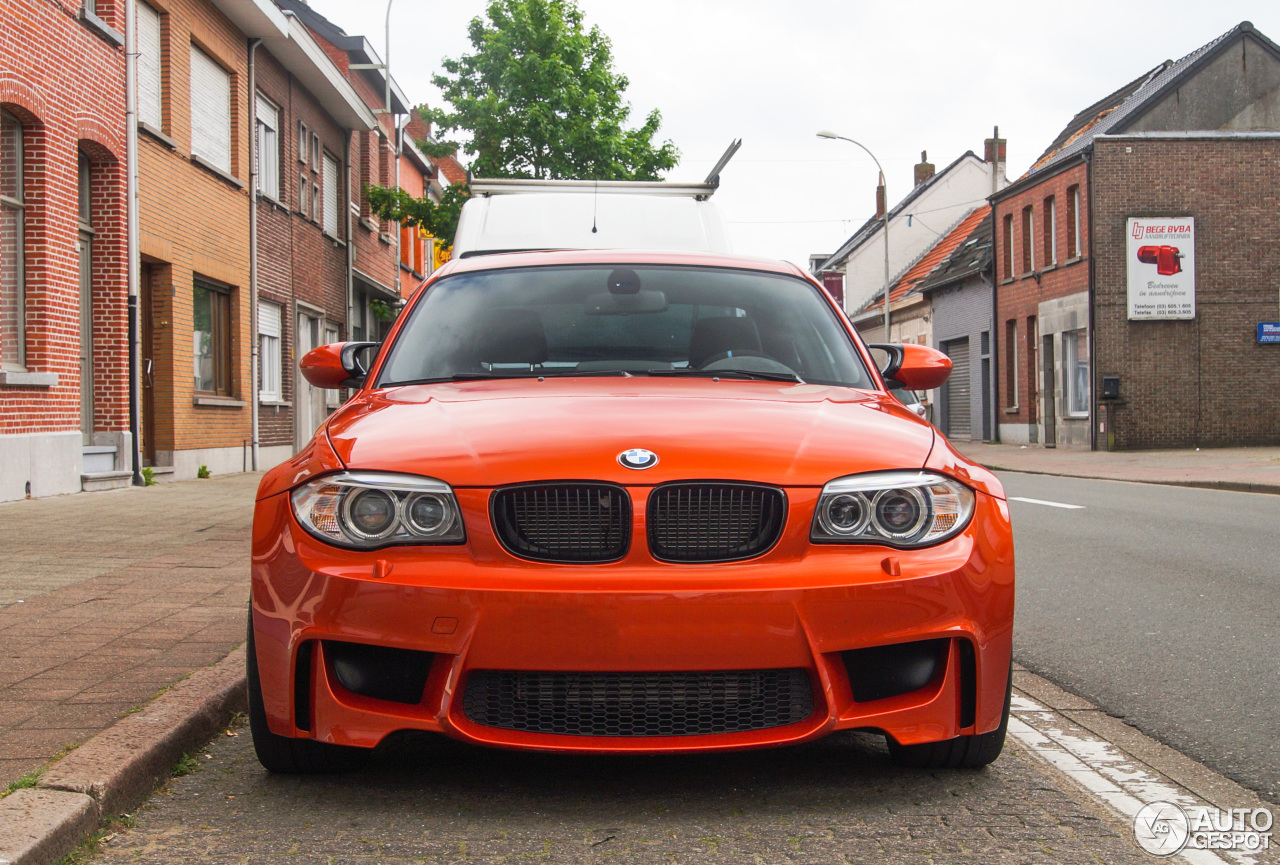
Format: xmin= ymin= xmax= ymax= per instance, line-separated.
xmin=189 ymin=45 xmax=232 ymax=174
xmin=1 ymin=110 xmax=26 ymax=370
xmin=1045 ymin=196 xmax=1057 ymax=266
xmin=1064 ymin=329 xmax=1089 ymax=417
xmin=255 ymin=93 xmax=280 ymax=201
xmin=137 ymin=2 xmax=163 ymax=130
xmin=322 ymin=152 xmax=339 ymax=235
xmin=298 ymin=172 xmax=308 ymax=215
xmin=323 ymin=322 xmax=341 ymax=407
xmin=258 ymin=300 xmax=282 ymax=402
xmin=297 ymin=121 xmax=308 ymax=164
xmin=1071 ymin=186 xmax=1082 ymax=258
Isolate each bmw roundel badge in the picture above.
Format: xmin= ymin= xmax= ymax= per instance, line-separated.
xmin=618 ymin=448 xmax=659 ymax=470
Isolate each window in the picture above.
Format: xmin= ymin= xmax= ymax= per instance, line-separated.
xmin=1002 ymin=214 xmax=1013 ymax=279
xmin=310 ymin=181 xmax=320 ymax=223
xmin=1064 ymin=329 xmax=1089 ymax=416
xmin=1067 ymin=185 xmax=1081 ymax=258
xmin=298 ymin=172 xmax=308 ymax=214
xmin=297 ymin=122 xmax=308 ymax=164
xmin=310 ymin=132 xmax=321 ymax=171
xmin=137 ymin=2 xmax=163 ymax=129
xmin=255 ymin=94 xmax=279 ymax=200
xmin=1004 ymin=319 xmax=1018 ymax=409
xmin=258 ymin=300 xmax=281 ymax=402
xmin=190 ymin=45 xmax=231 ymax=173
xmin=1020 ymin=205 xmax=1034 ymax=274
xmin=1043 ymin=196 xmax=1057 ymax=266
xmin=192 ymin=279 xmax=232 ymax=395
xmin=324 ymin=322 xmax=341 ymax=407
xmin=1 ymin=111 xmax=25 ymax=370
xmin=322 ymin=152 xmax=339 ymax=235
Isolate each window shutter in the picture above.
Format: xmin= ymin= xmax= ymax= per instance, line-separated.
xmin=258 ymin=300 xmax=280 ymax=339
xmin=137 ymin=3 xmax=163 ymax=129
xmin=258 ymin=301 xmax=281 ymax=401
xmin=190 ymin=46 xmax=231 ymax=173
xmin=322 ymin=153 xmax=339 ymax=235
xmin=255 ymin=95 xmax=279 ymax=198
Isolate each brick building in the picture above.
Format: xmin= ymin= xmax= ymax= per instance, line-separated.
xmin=250 ymin=14 xmax=376 ymax=459
xmin=1 ymin=0 xmax=129 ymax=502
xmin=992 ymin=21 xmax=1280 ymax=450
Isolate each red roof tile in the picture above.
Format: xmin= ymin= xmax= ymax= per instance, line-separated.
xmin=886 ymin=206 xmax=989 ymax=304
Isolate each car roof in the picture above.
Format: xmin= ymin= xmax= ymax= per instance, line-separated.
xmin=437 ymin=249 xmax=809 ymax=280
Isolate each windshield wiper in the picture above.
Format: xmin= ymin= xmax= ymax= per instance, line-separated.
xmin=380 ymin=369 xmax=633 ymax=387
xmin=646 ymin=368 xmax=804 ymax=384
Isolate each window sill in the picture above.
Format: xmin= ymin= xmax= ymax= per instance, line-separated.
xmin=379 ymin=232 xmax=396 ymax=245
xmin=80 ymin=7 xmax=124 ymax=47
xmin=1040 ymin=263 xmax=1058 ymax=274
xmin=259 ymin=398 xmax=291 ymax=407
xmin=322 ymin=231 xmax=346 ymax=247
xmin=1003 ymin=406 xmax=1020 ymax=414
xmin=190 ymin=154 xmax=245 ymax=190
xmin=0 ymin=370 xmax=59 ymax=387
xmin=1063 ymin=255 xmax=1085 ymax=266
xmin=360 ymin=217 xmax=379 ymax=233
xmin=139 ymin=122 xmax=178 ymax=150
xmin=193 ymin=395 xmax=247 ymax=408
xmin=1000 ymin=277 xmax=1015 ymax=286
xmin=257 ymin=193 xmax=289 ymax=212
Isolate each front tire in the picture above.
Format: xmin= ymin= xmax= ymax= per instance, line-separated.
xmin=246 ymin=610 xmax=364 ymax=774
xmin=887 ymin=661 xmax=1012 ymax=769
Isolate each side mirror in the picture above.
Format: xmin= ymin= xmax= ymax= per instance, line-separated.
xmin=300 ymin=342 xmax=379 ymax=389
xmin=868 ymin=343 xmax=952 ymax=392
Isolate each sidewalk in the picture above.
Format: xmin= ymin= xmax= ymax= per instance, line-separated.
xmin=0 ymin=473 xmax=258 ymax=788
xmin=957 ymin=441 xmax=1280 ymax=494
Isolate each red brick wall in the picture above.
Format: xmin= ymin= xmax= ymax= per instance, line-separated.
xmin=993 ymin=161 xmax=1090 ymax=425
xmin=253 ymin=49 xmax=352 ymax=449
xmin=0 ymin=0 xmax=127 ymax=437
xmin=1092 ymin=138 xmax=1280 ymax=448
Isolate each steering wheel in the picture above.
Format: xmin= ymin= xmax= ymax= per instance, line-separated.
xmin=698 ymin=349 xmax=773 ymax=368
xmin=700 ymin=352 xmax=799 ymax=376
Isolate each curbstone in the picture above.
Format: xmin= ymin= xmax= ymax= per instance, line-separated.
xmin=38 ymin=645 xmax=247 ymax=818
xmin=0 ymin=789 xmax=99 ymax=865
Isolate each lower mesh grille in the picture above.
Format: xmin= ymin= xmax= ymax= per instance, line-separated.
xmin=462 ymin=669 xmax=813 ymax=737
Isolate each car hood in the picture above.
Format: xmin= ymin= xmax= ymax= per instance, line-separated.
xmin=324 ymin=377 xmax=938 ymax=489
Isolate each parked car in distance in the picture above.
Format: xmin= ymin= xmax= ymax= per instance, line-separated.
xmin=889 ymin=385 xmax=928 ymax=419
xmin=248 ymin=249 xmax=1015 ymax=775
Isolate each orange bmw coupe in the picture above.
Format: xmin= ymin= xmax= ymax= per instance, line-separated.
xmin=248 ymin=249 xmax=1015 ymax=773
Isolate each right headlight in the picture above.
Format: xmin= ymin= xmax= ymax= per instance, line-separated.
xmin=810 ymin=470 xmax=974 ymax=548
xmin=291 ymin=471 xmax=466 ymax=550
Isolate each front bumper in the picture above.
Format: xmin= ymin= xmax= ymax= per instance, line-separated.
xmin=251 ymin=486 xmax=1014 ymax=753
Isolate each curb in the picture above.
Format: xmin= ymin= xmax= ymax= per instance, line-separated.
xmin=0 ymin=646 xmax=248 ymax=865
xmin=982 ymin=464 xmax=1280 ymax=496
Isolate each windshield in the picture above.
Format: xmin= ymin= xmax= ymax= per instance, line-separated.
xmin=376 ymin=264 xmax=876 ymax=389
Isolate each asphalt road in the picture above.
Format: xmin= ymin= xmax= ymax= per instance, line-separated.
xmin=1002 ymin=472 xmax=1280 ymax=801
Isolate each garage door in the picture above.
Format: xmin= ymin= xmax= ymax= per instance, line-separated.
xmin=943 ymin=337 xmax=971 ymax=440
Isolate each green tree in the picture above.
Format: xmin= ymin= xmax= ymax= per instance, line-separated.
xmin=365 ymin=182 xmax=471 ymax=247
xmin=420 ymin=0 xmax=679 ymax=181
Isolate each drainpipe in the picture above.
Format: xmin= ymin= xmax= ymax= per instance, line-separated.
xmin=248 ymin=38 xmax=262 ymax=471
xmin=988 ymin=125 xmax=1000 ymax=444
xmin=1085 ymin=148 xmax=1097 ymax=452
xmin=345 ymin=133 xmax=354 ymax=339
xmin=126 ymin=0 xmax=142 ymax=485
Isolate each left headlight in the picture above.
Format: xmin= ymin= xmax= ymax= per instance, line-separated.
xmin=810 ymin=471 xmax=974 ymax=548
xmin=291 ymin=472 xmax=466 ymax=549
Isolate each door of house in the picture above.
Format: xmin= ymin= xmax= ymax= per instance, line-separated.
xmin=942 ymin=337 xmax=971 ymax=440
xmin=141 ymin=264 xmax=156 ymax=465
xmin=295 ymin=310 xmax=324 ymax=449
xmin=78 ymin=231 xmax=93 ymax=445
xmin=1042 ymin=334 xmax=1057 ymax=448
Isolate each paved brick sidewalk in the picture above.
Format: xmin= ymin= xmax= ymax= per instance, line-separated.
xmin=958 ymin=441 xmax=1280 ymax=493
xmin=0 ymin=473 xmax=258 ymax=787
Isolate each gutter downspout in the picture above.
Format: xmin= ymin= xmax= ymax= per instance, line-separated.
xmin=988 ymin=126 xmax=1000 ymax=444
xmin=1085 ymin=147 xmax=1097 ymax=452
xmin=345 ymin=133 xmax=354 ymax=341
xmin=126 ymin=0 xmax=142 ymax=485
xmin=248 ymin=38 xmax=262 ymax=471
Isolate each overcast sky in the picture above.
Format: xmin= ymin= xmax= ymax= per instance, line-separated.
xmin=305 ymin=0 xmax=1278 ymax=269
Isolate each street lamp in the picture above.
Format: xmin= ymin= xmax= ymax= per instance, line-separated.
xmin=817 ymin=130 xmax=891 ymax=340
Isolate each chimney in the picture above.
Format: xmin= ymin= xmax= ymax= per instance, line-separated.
xmin=874 ymin=183 xmax=886 ymax=219
xmin=984 ymin=130 xmax=1007 ymax=166
xmin=913 ymin=150 xmax=935 ymax=186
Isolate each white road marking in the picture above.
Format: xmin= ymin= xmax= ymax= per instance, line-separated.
xmin=1009 ymin=496 xmax=1085 ymax=509
xmin=1008 ymin=692 xmax=1240 ymax=864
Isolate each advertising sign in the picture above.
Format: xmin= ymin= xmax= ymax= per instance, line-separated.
xmin=1260 ymin=323 xmax=1280 ymax=344
xmin=1126 ymin=217 xmax=1195 ymax=320
xmin=822 ymin=272 xmax=845 ymax=307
